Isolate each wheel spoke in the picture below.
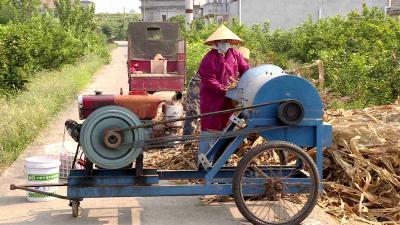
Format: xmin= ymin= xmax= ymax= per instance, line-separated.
xmin=250 ymin=165 xmax=269 ymax=178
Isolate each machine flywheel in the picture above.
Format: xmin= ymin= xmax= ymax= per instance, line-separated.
xmin=79 ymin=105 xmax=144 ymax=169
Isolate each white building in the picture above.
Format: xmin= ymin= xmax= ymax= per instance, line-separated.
xmin=140 ymin=0 xmax=203 ymax=22
xmin=228 ymin=0 xmax=392 ymax=30
xmin=386 ymin=0 xmax=400 ymax=17
xmin=202 ymin=0 xmax=229 ymax=24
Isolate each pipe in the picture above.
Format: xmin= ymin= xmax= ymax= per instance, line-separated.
xmin=238 ymin=0 xmax=241 ymax=24
xmin=185 ymin=0 xmax=194 ymax=24
xmin=143 ymin=0 xmax=146 ymax=21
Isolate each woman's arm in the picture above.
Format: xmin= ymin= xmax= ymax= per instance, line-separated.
xmin=198 ymin=53 xmax=227 ymax=95
xmin=235 ymin=50 xmax=250 ymax=76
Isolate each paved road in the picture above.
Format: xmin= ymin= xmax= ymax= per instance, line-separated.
xmin=0 ymin=41 xmax=341 ymax=225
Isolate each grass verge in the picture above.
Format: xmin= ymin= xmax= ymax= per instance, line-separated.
xmin=0 ymin=54 xmax=107 ymax=171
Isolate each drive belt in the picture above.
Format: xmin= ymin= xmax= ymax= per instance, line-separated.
xmin=114 ymin=99 xmax=295 ymax=133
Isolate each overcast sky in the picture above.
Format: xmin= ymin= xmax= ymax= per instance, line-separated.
xmin=91 ymin=0 xmax=141 ymax=14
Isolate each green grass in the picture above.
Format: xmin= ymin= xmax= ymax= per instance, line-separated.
xmin=0 ymin=54 xmax=106 ymax=171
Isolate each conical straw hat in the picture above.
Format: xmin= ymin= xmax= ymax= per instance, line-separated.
xmin=238 ymin=47 xmax=250 ymax=60
xmin=204 ymin=24 xmax=242 ymax=45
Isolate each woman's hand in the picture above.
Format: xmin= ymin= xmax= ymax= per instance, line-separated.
xmin=228 ymin=76 xmax=239 ymax=89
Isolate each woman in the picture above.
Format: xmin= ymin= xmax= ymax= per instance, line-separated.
xmin=182 ymin=47 xmax=250 ymax=136
xmin=197 ymin=24 xmax=250 ymax=161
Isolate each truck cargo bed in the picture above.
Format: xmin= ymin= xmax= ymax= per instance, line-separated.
xmin=129 ymin=73 xmax=184 ymax=92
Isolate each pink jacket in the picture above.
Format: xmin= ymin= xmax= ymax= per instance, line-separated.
xmin=198 ymin=48 xmax=250 ymax=131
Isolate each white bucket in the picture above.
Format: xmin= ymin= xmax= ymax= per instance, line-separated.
xmin=25 ymin=156 xmax=61 ymax=202
xmin=164 ymin=102 xmax=184 ymax=127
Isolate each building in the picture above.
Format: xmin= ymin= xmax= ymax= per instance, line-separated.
xmin=141 ymin=0 xmax=185 ymax=21
xmin=202 ymin=0 xmax=229 ymax=24
xmin=229 ymin=0 xmax=390 ymax=30
xmin=386 ymin=0 xmax=400 ymax=17
xmin=193 ymin=3 xmax=203 ymax=19
xmin=140 ymin=0 xmax=203 ymax=22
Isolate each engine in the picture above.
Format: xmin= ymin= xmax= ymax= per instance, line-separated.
xmin=66 ymin=90 xmax=186 ymax=169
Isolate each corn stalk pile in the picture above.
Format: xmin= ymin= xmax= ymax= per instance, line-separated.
xmin=322 ymin=104 xmax=400 ymax=224
xmin=144 ymin=144 xmax=197 ymax=170
xmin=146 ymin=101 xmax=400 ymax=223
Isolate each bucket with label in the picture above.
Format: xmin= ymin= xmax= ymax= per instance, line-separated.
xmin=25 ymin=156 xmax=61 ymax=202
xmin=163 ymin=102 xmax=184 ymax=127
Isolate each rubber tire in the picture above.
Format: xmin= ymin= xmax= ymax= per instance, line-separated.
xmin=232 ymin=141 xmax=319 ymax=225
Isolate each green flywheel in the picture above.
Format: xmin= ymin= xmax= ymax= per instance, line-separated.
xmin=80 ymin=105 xmax=144 ymax=169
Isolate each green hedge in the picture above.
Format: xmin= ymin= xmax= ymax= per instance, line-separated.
xmin=95 ymin=13 xmax=141 ymax=40
xmin=284 ymin=6 xmax=400 ymax=108
xmin=0 ymin=0 xmax=109 ymax=95
xmin=0 ymin=55 xmax=106 ymax=170
xmin=183 ymin=6 xmax=400 ymax=108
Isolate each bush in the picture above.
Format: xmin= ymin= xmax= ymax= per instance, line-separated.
xmin=0 ymin=0 xmax=109 ymax=95
xmin=184 ymin=6 xmax=400 ymax=108
xmin=0 ymin=55 xmax=106 ymax=170
xmin=95 ymin=13 xmax=141 ymax=40
xmin=285 ymin=6 xmax=400 ymax=107
xmin=0 ymin=23 xmax=35 ymax=92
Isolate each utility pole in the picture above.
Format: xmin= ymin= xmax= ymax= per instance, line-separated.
xmin=123 ymin=7 xmax=126 ymax=30
xmin=185 ymin=0 xmax=194 ymax=25
xmin=238 ymin=0 xmax=242 ymax=25
xmin=143 ymin=0 xmax=146 ymax=21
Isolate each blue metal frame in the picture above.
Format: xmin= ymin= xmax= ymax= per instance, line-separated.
xmin=67 ymin=166 xmax=313 ymax=199
xmin=67 ymin=119 xmax=331 ymax=200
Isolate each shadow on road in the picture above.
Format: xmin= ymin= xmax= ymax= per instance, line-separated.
xmin=0 ymin=206 xmax=139 ymax=225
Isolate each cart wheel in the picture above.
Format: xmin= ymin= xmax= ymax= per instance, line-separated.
xmin=232 ymin=141 xmax=319 ymax=225
xmin=71 ymin=200 xmax=80 ymax=217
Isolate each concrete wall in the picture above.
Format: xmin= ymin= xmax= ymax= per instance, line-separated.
xmin=321 ymin=0 xmax=387 ymax=17
xmin=142 ymin=0 xmax=186 ymax=21
xmin=229 ymin=1 xmax=239 ymax=18
xmin=229 ymin=0 xmax=388 ymax=30
xmin=142 ymin=0 xmax=204 ymax=21
xmin=144 ymin=8 xmax=185 ymax=21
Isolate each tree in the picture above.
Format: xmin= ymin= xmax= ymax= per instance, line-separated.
xmin=0 ymin=0 xmax=17 ymax=24
xmin=168 ymin=15 xmax=186 ymax=33
xmin=100 ymin=23 xmax=112 ymax=39
xmin=11 ymin=0 xmax=40 ymax=21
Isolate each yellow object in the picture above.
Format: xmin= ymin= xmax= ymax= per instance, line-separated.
xmin=154 ymin=54 xmax=165 ymax=60
xmin=238 ymin=47 xmax=250 ymax=60
xmin=204 ymin=24 xmax=242 ymax=45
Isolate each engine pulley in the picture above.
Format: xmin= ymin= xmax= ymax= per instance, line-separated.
xmin=79 ymin=105 xmax=144 ymax=169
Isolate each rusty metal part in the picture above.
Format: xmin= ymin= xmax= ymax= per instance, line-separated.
xmin=10 ymin=184 xmax=70 ymax=200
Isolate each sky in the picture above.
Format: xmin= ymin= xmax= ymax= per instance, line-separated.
xmin=91 ymin=0 xmax=141 ymax=14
